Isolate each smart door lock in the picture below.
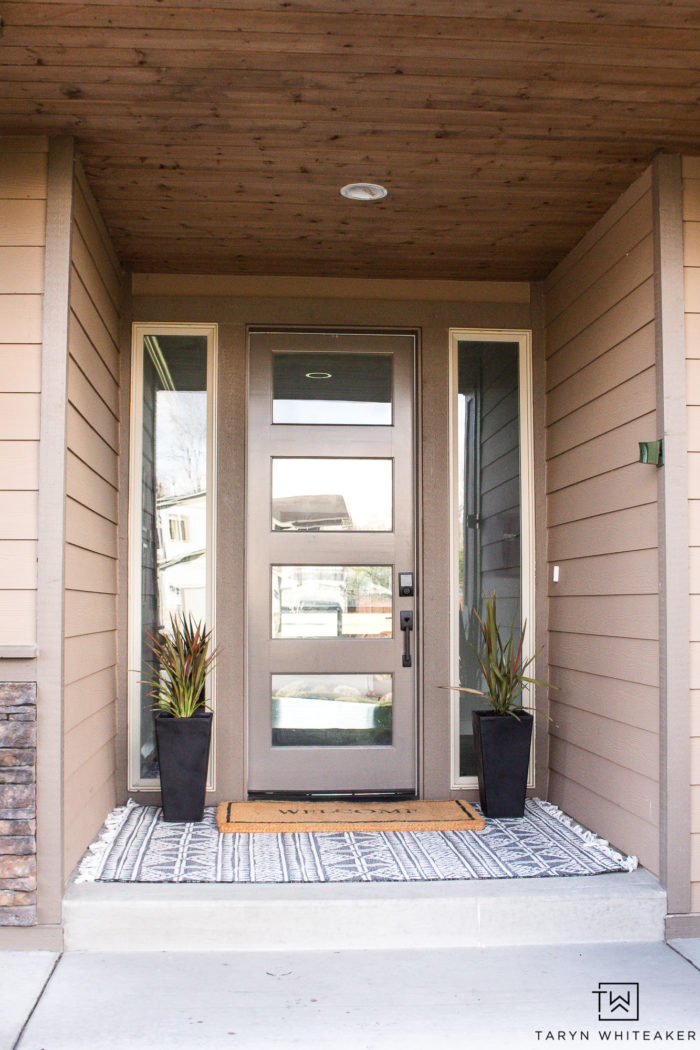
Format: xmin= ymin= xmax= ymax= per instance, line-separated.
xmin=398 ymin=572 xmax=414 ymax=597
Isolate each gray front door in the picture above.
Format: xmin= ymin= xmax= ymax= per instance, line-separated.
xmin=247 ymin=330 xmax=416 ymax=793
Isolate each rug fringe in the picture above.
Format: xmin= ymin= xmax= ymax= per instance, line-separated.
xmin=532 ymin=798 xmax=638 ymax=872
xmin=75 ymin=799 xmax=139 ymax=883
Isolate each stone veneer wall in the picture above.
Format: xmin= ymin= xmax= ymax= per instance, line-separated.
xmin=0 ymin=682 xmax=36 ymax=926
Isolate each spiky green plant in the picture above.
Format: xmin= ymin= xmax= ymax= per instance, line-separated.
xmin=144 ymin=613 xmax=219 ymax=718
xmin=449 ymin=593 xmax=555 ymax=717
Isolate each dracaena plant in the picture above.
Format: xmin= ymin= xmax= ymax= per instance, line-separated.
xmin=451 ymin=592 xmax=555 ymax=717
xmin=144 ymin=613 xmax=220 ymax=718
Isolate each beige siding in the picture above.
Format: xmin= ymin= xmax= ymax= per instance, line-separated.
xmin=682 ymin=156 xmax=700 ymax=911
xmin=0 ymin=138 xmax=48 ymax=645
xmin=63 ymin=163 xmax=122 ymax=876
xmin=544 ymin=168 xmax=660 ymax=874
xmin=479 ymin=350 xmax=520 ymax=611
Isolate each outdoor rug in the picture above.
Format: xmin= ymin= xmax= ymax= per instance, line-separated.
xmin=216 ymin=798 xmax=485 ymax=833
xmin=77 ymin=798 xmax=637 ymax=884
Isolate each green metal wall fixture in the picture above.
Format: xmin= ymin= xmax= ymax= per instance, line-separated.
xmin=639 ymin=440 xmax=664 ymax=466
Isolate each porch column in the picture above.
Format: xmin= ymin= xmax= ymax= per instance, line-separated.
xmin=653 ymin=153 xmax=692 ymax=921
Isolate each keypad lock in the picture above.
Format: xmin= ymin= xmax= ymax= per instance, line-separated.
xmin=399 ymin=572 xmax=414 ymax=597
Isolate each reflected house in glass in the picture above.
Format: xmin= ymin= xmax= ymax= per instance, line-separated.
xmin=271 ymin=459 xmax=394 ymax=533
xmin=156 ymin=490 xmax=207 ymax=625
xmin=272 ymin=566 xmax=393 ymax=639
xmin=272 ymin=493 xmax=352 ymax=532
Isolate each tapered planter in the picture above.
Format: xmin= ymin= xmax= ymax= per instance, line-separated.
xmin=472 ymin=709 xmax=533 ymax=818
xmin=155 ymin=711 xmax=212 ymax=822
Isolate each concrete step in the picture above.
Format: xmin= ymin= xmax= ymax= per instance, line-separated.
xmin=63 ymin=868 xmax=666 ymax=951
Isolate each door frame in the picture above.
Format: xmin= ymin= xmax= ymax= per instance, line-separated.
xmin=244 ymin=325 xmax=421 ymax=795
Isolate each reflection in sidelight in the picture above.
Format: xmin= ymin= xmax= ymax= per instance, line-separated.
xmin=273 ymin=352 xmax=392 ymax=425
xmin=272 ymin=458 xmax=393 ymax=532
xmin=138 ymin=333 xmax=209 ymax=780
xmin=271 ymin=673 xmax=393 ymax=746
xmin=272 ymin=566 xmax=392 ymax=638
xmin=456 ymin=341 xmax=521 ymax=777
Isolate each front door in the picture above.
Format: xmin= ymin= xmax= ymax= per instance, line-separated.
xmin=247 ymin=330 xmax=416 ymax=793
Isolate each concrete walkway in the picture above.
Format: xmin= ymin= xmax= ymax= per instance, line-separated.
xmin=0 ymin=952 xmax=57 ymax=1050
xmin=3 ymin=941 xmax=699 ymax=1050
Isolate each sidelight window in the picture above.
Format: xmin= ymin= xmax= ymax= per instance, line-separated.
xmin=128 ymin=324 xmax=217 ymax=790
xmin=450 ymin=330 xmax=535 ymax=789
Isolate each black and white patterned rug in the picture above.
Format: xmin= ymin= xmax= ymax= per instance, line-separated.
xmin=77 ymin=798 xmax=637 ymax=884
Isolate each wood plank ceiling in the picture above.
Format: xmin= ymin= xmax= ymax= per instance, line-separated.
xmin=2 ymin=1 xmax=700 ymax=280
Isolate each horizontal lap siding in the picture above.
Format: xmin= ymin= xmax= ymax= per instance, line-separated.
xmin=480 ymin=354 xmax=520 ymax=604
xmin=0 ymin=139 xmax=47 ymax=645
xmin=63 ymin=164 xmax=122 ymax=877
xmin=544 ymin=169 xmax=660 ymax=875
xmin=682 ymin=158 xmax=700 ymax=912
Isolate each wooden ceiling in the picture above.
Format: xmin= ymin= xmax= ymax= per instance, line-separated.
xmin=3 ymin=1 xmax=700 ymax=280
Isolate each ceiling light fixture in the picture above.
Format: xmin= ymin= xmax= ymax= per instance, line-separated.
xmin=305 ymin=371 xmax=332 ymax=379
xmin=340 ymin=183 xmax=388 ymax=201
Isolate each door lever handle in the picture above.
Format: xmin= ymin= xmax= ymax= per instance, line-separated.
xmin=400 ymin=611 xmax=413 ymax=668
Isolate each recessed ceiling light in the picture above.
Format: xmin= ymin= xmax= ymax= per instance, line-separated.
xmin=340 ymin=183 xmax=388 ymax=201
xmin=305 ymin=371 xmax=332 ymax=379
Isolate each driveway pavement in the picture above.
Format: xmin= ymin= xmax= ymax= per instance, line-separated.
xmin=3 ymin=941 xmax=699 ymax=1050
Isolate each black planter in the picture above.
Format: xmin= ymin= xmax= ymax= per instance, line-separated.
xmin=155 ymin=711 xmax=212 ymax=822
xmin=472 ymin=709 xmax=533 ymax=818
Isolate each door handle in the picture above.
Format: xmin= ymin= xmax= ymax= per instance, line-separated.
xmin=400 ymin=611 xmax=413 ymax=668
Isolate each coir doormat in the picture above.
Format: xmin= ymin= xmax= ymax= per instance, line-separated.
xmin=216 ymin=798 xmax=485 ymax=833
xmin=77 ymin=798 xmax=638 ymax=884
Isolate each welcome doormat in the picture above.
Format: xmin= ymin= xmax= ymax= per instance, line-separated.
xmin=77 ymin=798 xmax=637 ymax=884
xmin=216 ymin=798 xmax=485 ymax=833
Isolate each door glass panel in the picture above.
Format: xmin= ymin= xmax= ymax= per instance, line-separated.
xmin=272 ymin=459 xmax=393 ymax=532
xmin=456 ymin=340 xmax=521 ymax=778
xmin=138 ymin=333 xmax=209 ymax=781
xmin=272 ymin=566 xmax=392 ymax=638
xmin=273 ymin=352 xmax=392 ymax=425
xmin=271 ymin=673 xmax=393 ymax=746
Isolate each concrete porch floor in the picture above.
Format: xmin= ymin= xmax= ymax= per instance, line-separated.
xmin=4 ymin=941 xmax=699 ymax=1050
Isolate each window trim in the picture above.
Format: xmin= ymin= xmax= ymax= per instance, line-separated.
xmin=448 ymin=328 xmax=535 ymax=791
xmin=127 ymin=323 xmax=218 ymax=792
